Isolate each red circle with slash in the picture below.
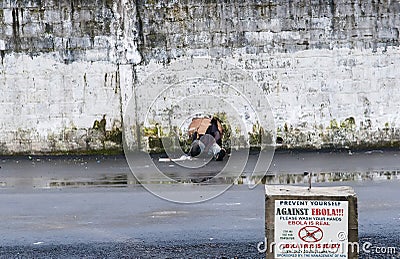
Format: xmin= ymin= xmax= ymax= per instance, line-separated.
xmin=298 ymin=226 xmax=324 ymax=242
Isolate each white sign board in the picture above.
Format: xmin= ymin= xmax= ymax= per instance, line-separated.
xmin=274 ymin=200 xmax=348 ymax=258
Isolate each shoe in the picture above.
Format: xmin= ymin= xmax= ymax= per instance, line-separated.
xmin=216 ymin=148 xmax=226 ymax=161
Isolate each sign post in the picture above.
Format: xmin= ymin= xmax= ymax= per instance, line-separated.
xmin=265 ymin=185 xmax=358 ymax=259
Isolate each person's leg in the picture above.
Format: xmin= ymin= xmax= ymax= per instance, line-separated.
xmin=198 ymin=134 xmax=226 ymax=161
xmin=215 ymin=148 xmax=226 ymax=161
xmin=189 ymin=139 xmax=205 ymax=157
xmin=208 ymin=142 xmax=221 ymax=157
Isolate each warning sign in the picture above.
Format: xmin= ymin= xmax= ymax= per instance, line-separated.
xmin=274 ymin=200 xmax=348 ymax=258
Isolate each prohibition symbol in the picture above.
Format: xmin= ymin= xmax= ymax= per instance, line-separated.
xmin=298 ymin=226 xmax=323 ymax=242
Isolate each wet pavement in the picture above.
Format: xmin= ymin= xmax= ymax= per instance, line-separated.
xmin=0 ymin=150 xmax=399 ymax=258
xmin=0 ymin=150 xmax=399 ymax=188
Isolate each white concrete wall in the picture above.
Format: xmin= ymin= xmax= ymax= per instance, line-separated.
xmin=0 ymin=0 xmax=399 ymax=154
xmin=0 ymin=52 xmax=123 ymax=153
xmin=131 ymin=47 xmax=400 ymax=150
xmin=229 ymin=47 xmax=400 ymax=148
xmin=0 ymin=0 xmax=140 ymax=154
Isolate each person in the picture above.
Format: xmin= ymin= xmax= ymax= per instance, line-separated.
xmin=188 ymin=117 xmax=226 ymax=161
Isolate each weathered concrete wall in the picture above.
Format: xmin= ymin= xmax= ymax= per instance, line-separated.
xmin=0 ymin=0 xmax=140 ymax=154
xmin=135 ymin=0 xmax=400 ymax=150
xmin=1 ymin=0 xmax=400 ymax=154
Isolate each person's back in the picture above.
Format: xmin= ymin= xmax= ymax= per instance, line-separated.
xmin=205 ymin=118 xmax=222 ymax=146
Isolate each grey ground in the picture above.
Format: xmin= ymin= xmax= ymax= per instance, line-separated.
xmin=0 ymin=150 xmax=399 ymax=258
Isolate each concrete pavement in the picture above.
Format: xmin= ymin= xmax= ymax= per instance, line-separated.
xmin=0 ymin=151 xmax=399 ymax=258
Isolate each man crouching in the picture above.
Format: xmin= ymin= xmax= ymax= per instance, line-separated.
xmin=188 ymin=117 xmax=226 ymax=161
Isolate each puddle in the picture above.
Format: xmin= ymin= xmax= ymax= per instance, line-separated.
xmin=0 ymin=153 xmax=399 ymax=188
xmin=261 ymin=170 xmax=400 ymax=185
xmin=0 ymin=174 xmax=138 ymax=189
xmin=0 ymin=170 xmax=398 ymax=189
